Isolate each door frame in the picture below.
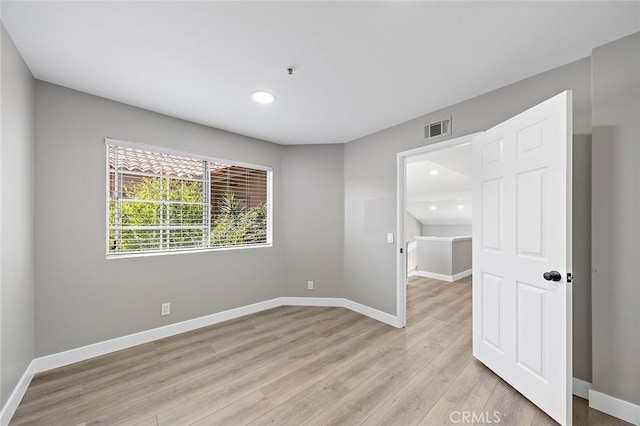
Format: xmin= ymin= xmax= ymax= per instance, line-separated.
xmin=396 ymin=132 xmax=481 ymax=326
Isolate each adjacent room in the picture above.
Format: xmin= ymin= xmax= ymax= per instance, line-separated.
xmin=405 ymin=142 xmax=472 ymax=283
xmin=1 ymin=2 xmax=639 ymax=425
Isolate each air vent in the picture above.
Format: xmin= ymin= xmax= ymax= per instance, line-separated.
xmin=424 ymin=117 xmax=452 ymax=139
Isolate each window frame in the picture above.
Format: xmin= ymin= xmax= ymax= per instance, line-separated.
xmin=105 ymin=137 xmax=273 ymax=259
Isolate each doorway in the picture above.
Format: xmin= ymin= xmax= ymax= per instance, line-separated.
xmin=396 ymin=133 xmax=478 ymax=327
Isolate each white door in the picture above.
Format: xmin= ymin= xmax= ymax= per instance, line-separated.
xmin=472 ymin=91 xmax=573 ymax=425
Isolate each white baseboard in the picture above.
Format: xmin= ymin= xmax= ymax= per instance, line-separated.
xmin=407 ymin=270 xmax=419 ymax=277
xmin=32 ymin=296 xmax=402 ymax=375
xmin=342 ymin=299 xmax=403 ymax=328
xmin=416 ymin=270 xmax=453 ymax=281
xmin=416 ymin=268 xmax=472 ymax=283
xmin=555 ymin=377 xmax=638 ymax=424
xmin=280 ymin=297 xmax=344 ymax=307
xmin=452 ymin=269 xmax=472 ymax=281
xmin=589 ymin=389 xmax=640 ymax=425
xmin=32 ymin=298 xmax=282 ymax=373
xmin=573 ymin=377 xmax=592 ymax=400
xmin=0 ymin=361 xmax=35 ymax=426
xmin=281 ymin=297 xmax=402 ymax=328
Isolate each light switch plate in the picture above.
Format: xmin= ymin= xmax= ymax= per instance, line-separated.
xmin=387 ymin=233 xmax=394 ymax=244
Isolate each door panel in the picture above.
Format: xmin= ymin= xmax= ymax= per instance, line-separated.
xmin=516 ymin=121 xmax=545 ymax=157
xmin=516 ymin=280 xmax=547 ymax=378
xmin=472 ymin=91 xmax=572 ymax=425
xmin=481 ymin=178 xmax=503 ymax=252
xmin=516 ymin=168 xmax=545 ymax=257
xmin=481 ymin=138 xmax=504 ymax=165
xmin=480 ymin=272 xmax=503 ymax=351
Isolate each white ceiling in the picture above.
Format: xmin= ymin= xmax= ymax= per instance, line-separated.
xmin=1 ymin=1 xmax=639 ymax=145
xmin=406 ymin=142 xmax=472 ymax=225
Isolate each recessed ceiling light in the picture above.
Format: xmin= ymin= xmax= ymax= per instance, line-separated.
xmin=457 ymin=205 xmax=464 ymax=209
xmin=430 ymin=170 xmax=439 ymax=176
xmin=251 ymin=90 xmax=275 ymax=104
xmin=430 ymin=206 xmax=437 ymax=211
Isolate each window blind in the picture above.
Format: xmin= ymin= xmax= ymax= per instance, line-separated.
xmin=107 ymin=141 xmax=271 ymax=256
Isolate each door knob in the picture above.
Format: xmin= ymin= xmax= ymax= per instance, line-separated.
xmin=543 ymin=270 xmax=562 ymax=282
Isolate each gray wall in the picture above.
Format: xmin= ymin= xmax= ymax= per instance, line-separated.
xmin=34 ymin=82 xmax=348 ymax=357
xmin=452 ymin=239 xmax=472 ymax=275
xmin=34 ymin=82 xmax=289 ymax=356
xmin=404 ymin=211 xmax=422 ymax=243
xmin=572 ymin=134 xmax=592 ymax=383
xmin=282 ymin=145 xmax=344 ymax=297
xmin=591 ymin=32 xmax=640 ymax=406
xmin=344 ymin=57 xmax=591 ymax=314
xmin=416 ymin=239 xmax=451 ymax=276
xmin=422 ymin=224 xmax=472 ymax=238
xmin=0 ymin=23 xmax=35 ymax=407
xmin=416 ymin=237 xmax=471 ymax=277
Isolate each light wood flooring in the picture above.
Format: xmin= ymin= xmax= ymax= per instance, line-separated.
xmin=11 ymin=276 xmax=630 ymax=425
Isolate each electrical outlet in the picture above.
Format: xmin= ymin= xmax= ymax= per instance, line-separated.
xmin=307 ymin=281 xmax=314 ymax=291
xmin=161 ymin=302 xmax=171 ymax=316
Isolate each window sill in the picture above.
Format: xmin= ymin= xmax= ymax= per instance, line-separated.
xmin=106 ymin=243 xmax=272 ymax=260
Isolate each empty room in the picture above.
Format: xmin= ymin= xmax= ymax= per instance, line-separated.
xmin=1 ymin=2 xmax=639 ymax=425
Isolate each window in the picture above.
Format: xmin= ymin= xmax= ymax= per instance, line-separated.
xmin=107 ymin=139 xmax=272 ymax=257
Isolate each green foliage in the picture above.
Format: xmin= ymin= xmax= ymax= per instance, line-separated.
xmin=210 ymin=192 xmax=267 ymax=247
xmin=218 ymin=191 xmax=246 ymax=216
xmin=109 ymin=177 xmax=204 ymax=252
xmin=110 ymin=179 xmax=267 ymax=253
